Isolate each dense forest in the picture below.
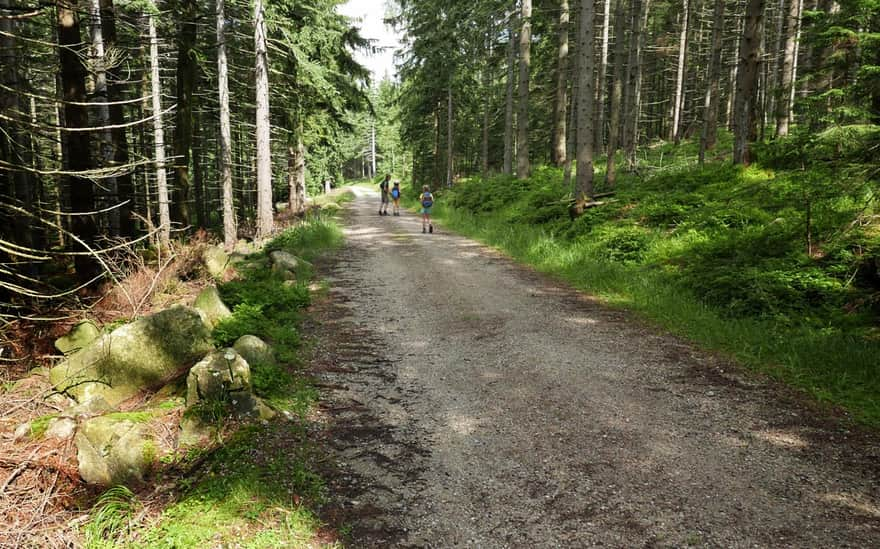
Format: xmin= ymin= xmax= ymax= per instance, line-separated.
xmin=0 ymin=0 xmax=378 ymax=313
xmin=392 ymin=0 xmax=878 ymax=188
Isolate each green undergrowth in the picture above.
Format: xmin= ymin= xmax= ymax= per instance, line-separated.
xmin=87 ymin=213 xmax=344 ymax=548
xmin=215 ymin=213 xmax=343 ymax=367
xmin=436 ymin=127 xmax=880 ymax=426
xmin=132 ymin=423 xmax=331 ymax=549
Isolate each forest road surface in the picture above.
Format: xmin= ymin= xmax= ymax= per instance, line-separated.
xmin=306 ymin=187 xmax=880 ymax=548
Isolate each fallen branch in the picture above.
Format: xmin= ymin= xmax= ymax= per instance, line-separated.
xmin=0 ymin=448 xmax=41 ymax=495
xmin=0 ymin=461 xmax=29 ymax=496
xmin=580 ymin=200 xmax=607 ymax=209
xmin=37 ymin=470 xmax=60 ymax=515
xmin=0 ymin=451 xmax=74 ymax=485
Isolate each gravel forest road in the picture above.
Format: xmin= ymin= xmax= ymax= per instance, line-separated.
xmin=307 ymin=187 xmax=880 ymax=548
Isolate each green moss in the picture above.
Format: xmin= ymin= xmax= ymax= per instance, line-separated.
xmin=120 ymin=215 xmax=340 ymax=546
xmin=29 ymin=414 xmax=57 ymax=438
xmin=141 ymin=440 xmax=158 ymax=467
xmin=155 ymin=399 xmax=181 ymax=410
xmin=105 ymin=412 xmax=154 ymax=423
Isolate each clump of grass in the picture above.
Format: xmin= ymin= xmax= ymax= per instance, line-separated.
xmin=84 ymin=486 xmax=139 ymax=548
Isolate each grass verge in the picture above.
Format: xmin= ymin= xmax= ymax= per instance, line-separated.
xmin=86 ymin=212 xmax=345 ymax=548
xmin=425 ymin=133 xmax=880 ymax=427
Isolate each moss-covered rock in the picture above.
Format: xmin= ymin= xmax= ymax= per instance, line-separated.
xmin=202 ymin=244 xmax=231 ymax=279
xmin=233 ymin=335 xmax=275 ymax=367
xmin=193 ymin=286 xmax=232 ymax=328
xmin=44 ymin=417 xmax=77 ymax=440
xmin=55 ymin=320 xmax=101 ymax=355
xmin=231 ymin=391 xmax=276 ymax=420
xmin=185 ymin=349 xmax=251 ymax=407
xmin=185 ymin=349 xmax=274 ymax=420
xmin=62 ymin=395 xmax=114 ymax=419
xmin=49 ymin=306 xmax=214 ymax=406
xmin=235 ymin=239 xmax=260 ymax=255
xmin=178 ymin=415 xmax=214 ymax=446
xmin=76 ymin=415 xmax=154 ymax=486
xmin=269 ymin=250 xmax=311 ymax=279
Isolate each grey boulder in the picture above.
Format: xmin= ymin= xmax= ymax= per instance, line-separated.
xmin=76 ymin=415 xmax=155 ymax=486
xmin=49 ymin=306 xmax=214 ymax=406
xmin=193 ymin=286 xmax=232 ymax=328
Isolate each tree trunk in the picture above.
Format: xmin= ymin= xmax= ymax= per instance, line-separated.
xmin=172 ymin=0 xmax=197 ymax=226
xmin=370 ymin=121 xmax=376 ymax=177
xmin=54 ymin=78 xmax=67 ymax=248
xmin=552 ymin=0 xmax=570 ymax=166
xmin=789 ymin=0 xmax=804 ymax=120
xmin=595 ymin=0 xmax=611 ymax=149
xmin=97 ymin=0 xmax=134 ymax=238
xmin=254 ymin=0 xmax=273 ymax=239
xmin=563 ymin=10 xmax=580 ymax=194
xmin=88 ymin=0 xmax=119 ymax=235
xmin=605 ymin=0 xmax=626 ymax=187
xmin=733 ymin=0 xmax=766 ymax=165
xmin=481 ymin=31 xmax=491 ymax=179
xmin=432 ymin=105 xmax=440 ymax=185
xmin=147 ymin=9 xmax=170 ymax=246
xmin=0 ymin=0 xmax=37 ymax=263
xmin=671 ymin=0 xmax=689 ymax=144
xmin=296 ymin=134 xmax=307 ymax=212
xmin=192 ymin=107 xmax=205 ymax=228
xmin=624 ymin=0 xmax=648 ymax=170
xmin=136 ymin=41 xmax=149 ymax=232
xmin=758 ymin=27 xmax=768 ymax=142
xmin=699 ymin=0 xmax=725 ymax=164
xmin=775 ymin=0 xmax=801 ymax=136
xmin=58 ymin=0 xmax=100 ymax=281
xmin=503 ymin=13 xmax=516 ymax=176
xmin=516 ymin=0 xmax=532 ymax=179
xmin=575 ymin=0 xmax=596 ymax=200
xmin=447 ymin=87 xmax=454 ymax=187
xmin=217 ymin=0 xmax=236 ymax=250
xmin=288 ymin=119 xmax=306 ymax=215
xmin=768 ymin=0 xmax=786 ymax=125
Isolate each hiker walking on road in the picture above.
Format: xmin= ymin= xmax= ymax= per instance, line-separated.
xmin=391 ymin=181 xmax=401 ymax=216
xmin=379 ymin=174 xmax=391 ymax=215
xmin=419 ymin=185 xmax=434 ymax=234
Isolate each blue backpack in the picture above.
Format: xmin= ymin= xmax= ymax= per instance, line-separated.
xmin=421 ymin=193 xmax=433 ymax=208
xmin=391 ymin=188 xmax=400 ymax=199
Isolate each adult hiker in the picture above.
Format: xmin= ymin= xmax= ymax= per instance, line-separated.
xmin=379 ymin=174 xmax=391 ymax=215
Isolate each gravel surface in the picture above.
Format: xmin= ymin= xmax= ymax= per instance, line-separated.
xmin=308 ymin=187 xmax=880 ymax=548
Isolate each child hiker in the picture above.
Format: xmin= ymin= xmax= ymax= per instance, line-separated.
xmin=419 ymin=185 xmax=434 ymax=234
xmin=391 ymin=181 xmax=401 ymax=216
xmin=378 ymin=174 xmax=391 ymax=215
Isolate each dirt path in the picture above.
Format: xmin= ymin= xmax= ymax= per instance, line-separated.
xmin=306 ymin=187 xmax=880 ymax=547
